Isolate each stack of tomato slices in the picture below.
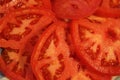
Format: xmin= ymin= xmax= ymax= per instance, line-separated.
xmin=0 ymin=0 xmax=120 ymax=80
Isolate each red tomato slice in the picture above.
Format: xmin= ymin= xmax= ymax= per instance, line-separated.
xmin=0 ymin=0 xmax=51 ymax=9
xmin=31 ymin=20 xmax=111 ymax=80
xmin=12 ymin=0 xmax=52 ymax=9
xmin=0 ymin=45 xmax=37 ymax=80
xmin=95 ymin=0 xmax=120 ymax=17
xmin=0 ymin=0 xmax=51 ymax=18
xmin=0 ymin=9 xmax=56 ymax=80
xmin=71 ymin=16 xmax=120 ymax=75
xmin=52 ymin=0 xmax=101 ymax=19
xmin=0 ymin=7 xmax=55 ymax=48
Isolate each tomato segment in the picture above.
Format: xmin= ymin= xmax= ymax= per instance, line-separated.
xmin=71 ymin=16 xmax=120 ymax=75
xmin=52 ymin=0 xmax=101 ymax=19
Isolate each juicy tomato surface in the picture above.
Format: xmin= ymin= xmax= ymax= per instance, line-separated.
xmin=71 ymin=16 xmax=120 ymax=75
xmin=52 ymin=0 xmax=101 ymax=19
xmin=31 ymin=20 xmax=111 ymax=80
xmin=95 ymin=0 xmax=120 ymax=17
xmin=0 ymin=7 xmax=55 ymax=48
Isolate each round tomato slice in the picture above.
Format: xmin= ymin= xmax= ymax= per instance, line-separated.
xmin=71 ymin=16 xmax=120 ymax=75
xmin=52 ymin=0 xmax=101 ymax=19
xmin=31 ymin=21 xmax=76 ymax=80
xmin=0 ymin=15 xmax=56 ymax=80
xmin=95 ymin=0 xmax=120 ymax=17
xmin=31 ymin=20 xmax=111 ymax=80
xmin=0 ymin=7 xmax=55 ymax=48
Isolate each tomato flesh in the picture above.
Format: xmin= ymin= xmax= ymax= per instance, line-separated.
xmin=71 ymin=16 xmax=120 ymax=75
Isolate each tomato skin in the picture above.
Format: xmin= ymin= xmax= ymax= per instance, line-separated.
xmin=71 ymin=17 xmax=120 ymax=75
xmin=95 ymin=0 xmax=120 ymax=17
xmin=52 ymin=0 xmax=101 ymax=19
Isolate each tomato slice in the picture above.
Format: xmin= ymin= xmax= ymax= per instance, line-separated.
xmin=0 ymin=9 xmax=56 ymax=80
xmin=12 ymin=0 xmax=51 ymax=9
xmin=0 ymin=7 xmax=55 ymax=48
xmin=71 ymin=16 xmax=120 ymax=75
xmin=0 ymin=0 xmax=51 ymax=10
xmin=31 ymin=20 xmax=111 ymax=80
xmin=52 ymin=0 xmax=101 ymax=19
xmin=95 ymin=0 xmax=120 ymax=17
xmin=0 ymin=44 xmax=38 ymax=80
xmin=0 ymin=0 xmax=51 ymax=19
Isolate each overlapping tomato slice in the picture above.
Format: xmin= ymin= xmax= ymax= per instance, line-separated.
xmin=0 ymin=7 xmax=56 ymax=80
xmin=0 ymin=0 xmax=52 ymax=22
xmin=31 ymin=20 xmax=111 ymax=80
xmin=0 ymin=0 xmax=51 ymax=11
xmin=52 ymin=0 xmax=101 ymax=19
xmin=71 ymin=16 xmax=120 ymax=75
xmin=0 ymin=7 xmax=55 ymax=48
xmin=95 ymin=0 xmax=120 ymax=17
xmin=0 ymin=0 xmax=119 ymax=79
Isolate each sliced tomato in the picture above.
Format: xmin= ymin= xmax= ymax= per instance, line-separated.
xmin=0 ymin=7 xmax=55 ymax=48
xmin=71 ymin=16 xmax=120 ymax=75
xmin=95 ymin=0 xmax=120 ymax=17
xmin=12 ymin=0 xmax=52 ymax=9
xmin=0 ymin=0 xmax=51 ymax=10
xmin=0 ymin=44 xmax=38 ymax=80
xmin=31 ymin=20 xmax=111 ymax=80
xmin=0 ymin=9 xmax=56 ymax=80
xmin=52 ymin=0 xmax=101 ymax=19
xmin=0 ymin=0 xmax=52 ymax=19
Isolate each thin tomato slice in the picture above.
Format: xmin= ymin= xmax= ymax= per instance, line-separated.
xmin=95 ymin=0 xmax=120 ymax=17
xmin=71 ymin=16 xmax=120 ymax=75
xmin=0 ymin=0 xmax=51 ymax=20
xmin=12 ymin=0 xmax=52 ymax=9
xmin=31 ymin=20 xmax=111 ymax=80
xmin=52 ymin=0 xmax=101 ymax=19
xmin=0 ymin=7 xmax=55 ymax=48
xmin=0 ymin=0 xmax=51 ymax=10
xmin=0 ymin=9 xmax=56 ymax=80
